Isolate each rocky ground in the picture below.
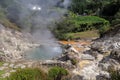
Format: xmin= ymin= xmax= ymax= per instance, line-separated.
xmin=58 ymin=40 xmax=110 ymax=80
xmin=57 ymin=27 xmax=120 ymax=80
xmin=0 ymin=23 xmax=120 ymax=80
xmin=0 ymin=24 xmax=39 ymax=62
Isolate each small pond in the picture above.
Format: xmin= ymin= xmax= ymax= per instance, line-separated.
xmin=25 ymin=45 xmax=62 ymax=60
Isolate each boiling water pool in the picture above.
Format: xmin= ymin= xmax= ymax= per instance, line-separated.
xmin=25 ymin=45 xmax=62 ymax=60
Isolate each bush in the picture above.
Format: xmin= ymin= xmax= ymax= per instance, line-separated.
xmin=7 ymin=68 xmax=47 ymax=80
xmin=48 ymin=66 xmax=68 ymax=80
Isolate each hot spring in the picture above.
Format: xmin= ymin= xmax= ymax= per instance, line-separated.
xmin=25 ymin=45 xmax=62 ymax=60
xmin=7 ymin=0 xmax=71 ymax=60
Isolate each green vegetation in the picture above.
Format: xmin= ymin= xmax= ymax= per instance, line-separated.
xmin=0 ymin=7 xmax=20 ymax=31
xmin=0 ymin=70 xmax=5 ymax=77
xmin=7 ymin=68 xmax=47 ymax=80
xmin=109 ymin=70 xmax=120 ymax=80
xmin=112 ymin=10 xmax=120 ymax=27
xmin=0 ymin=62 xmax=4 ymax=67
xmin=0 ymin=0 xmax=20 ymax=31
xmin=70 ymin=0 xmax=120 ymax=16
xmin=54 ymin=13 xmax=110 ymax=40
xmin=70 ymin=58 xmax=78 ymax=65
xmin=0 ymin=62 xmax=5 ymax=80
xmin=64 ymin=30 xmax=99 ymax=40
xmin=48 ymin=66 xmax=68 ymax=80
xmin=5 ymin=67 xmax=68 ymax=80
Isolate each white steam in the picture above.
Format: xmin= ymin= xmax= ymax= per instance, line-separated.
xmin=7 ymin=0 xmax=71 ymax=44
xmin=7 ymin=0 xmax=71 ymax=59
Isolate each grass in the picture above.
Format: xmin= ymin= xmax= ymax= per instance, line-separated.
xmin=0 ymin=62 xmax=5 ymax=79
xmin=65 ymin=30 xmax=99 ymax=39
xmin=0 ymin=70 xmax=5 ymax=77
xmin=70 ymin=16 xmax=109 ymax=25
xmin=0 ymin=18 xmax=20 ymax=31
xmin=0 ymin=62 xmax=4 ymax=67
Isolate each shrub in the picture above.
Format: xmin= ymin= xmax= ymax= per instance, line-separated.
xmin=7 ymin=68 xmax=47 ymax=80
xmin=48 ymin=66 xmax=68 ymax=80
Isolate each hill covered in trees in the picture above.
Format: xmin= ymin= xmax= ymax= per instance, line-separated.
xmin=53 ymin=0 xmax=120 ymax=40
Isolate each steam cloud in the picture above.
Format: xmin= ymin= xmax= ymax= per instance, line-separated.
xmin=6 ymin=0 xmax=71 ymax=59
xmin=8 ymin=0 xmax=71 ymax=44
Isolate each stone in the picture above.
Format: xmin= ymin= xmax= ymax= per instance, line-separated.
xmin=98 ymin=63 xmax=110 ymax=71
xmin=96 ymin=71 xmax=110 ymax=80
xmin=68 ymin=46 xmax=79 ymax=54
xmin=0 ymin=67 xmax=5 ymax=70
xmin=14 ymin=64 xmax=26 ymax=69
xmin=21 ymin=65 xmax=26 ymax=69
xmin=9 ymin=64 xmax=14 ymax=68
xmin=81 ymin=54 xmax=95 ymax=60
xmin=71 ymin=75 xmax=83 ymax=80
xmin=3 ymin=63 xmax=9 ymax=67
xmin=10 ymin=70 xmax=16 ymax=73
xmin=77 ymin=63 xmax=100 ymax=80
xmin=2 ymin=72 xmax=10 ymax=78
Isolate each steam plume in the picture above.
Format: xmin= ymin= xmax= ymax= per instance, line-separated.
xmin=8 ymin=0 xmax=71 ymax=43
xmin=7 ymin=0 xmax=71 ymax=59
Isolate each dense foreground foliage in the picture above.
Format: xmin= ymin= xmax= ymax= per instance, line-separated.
xmin=7 ymin=68 xmax=47 ymax=80
xmin=6 ymin=67 xmax=68 ymax=80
